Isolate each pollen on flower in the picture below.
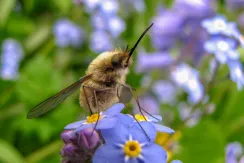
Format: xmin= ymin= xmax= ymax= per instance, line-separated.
xmin=123 ymin=141 xmax=142 ymax=158
xmin=86 ymin=114 xmax=102 ymax=123
xmin=134 ymin=114 xmax=149 ymax=121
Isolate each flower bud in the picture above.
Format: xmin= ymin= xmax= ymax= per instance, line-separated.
xmin=61 ymin=130 xmax=77 ymax=144
xmin=60 ymin=143 xmax=80 ymax=157
xmin=77 ymin=128 xmax=100 ymax=149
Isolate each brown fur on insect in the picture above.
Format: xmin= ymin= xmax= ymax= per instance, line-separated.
xmin=80 ymin=50 xmax=133 ymax=113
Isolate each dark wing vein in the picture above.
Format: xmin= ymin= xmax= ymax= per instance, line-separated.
xmin=27 ymin=74 xmax=92 ymax=119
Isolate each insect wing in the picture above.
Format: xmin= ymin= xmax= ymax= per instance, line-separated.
xmin=27 ymin=75 xmax=92 ymax=119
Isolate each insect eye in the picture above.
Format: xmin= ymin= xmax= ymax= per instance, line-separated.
xmin=111 ymin=54 xmax=121 ymax=68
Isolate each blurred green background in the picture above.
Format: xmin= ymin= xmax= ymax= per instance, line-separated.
xmin=0 ymin=0 xmax=244 ymax=163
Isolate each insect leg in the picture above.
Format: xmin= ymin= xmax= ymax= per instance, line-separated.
xmin=82 ymin=85 xmax=93 ymax=115
xmin=91 ymin=89 xmax=100 ymax=136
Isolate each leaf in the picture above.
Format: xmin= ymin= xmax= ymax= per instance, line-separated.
xmin=0 ymin=0 xmax=16 ymax=26
xmin=178 ymin=120 xmax=226 ymax=163
xmin=0 ymin=139 xmax=24 ymax=163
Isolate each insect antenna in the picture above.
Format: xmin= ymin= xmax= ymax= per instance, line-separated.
xmin=126 ymin=23 xmax=154 ymax=65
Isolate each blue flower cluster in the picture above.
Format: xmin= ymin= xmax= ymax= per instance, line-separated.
xmin=202 ymin=15 xmax=244 ymax=90
xmin=225 ymin=142 xmax=244 ymax=163
xmin=0 ymin=39 xmax=23 ymax=80
xmin=61 ymin=103 xmax=182 ymax=163
xmin=53 ymin=19 xmax=85 ymax=48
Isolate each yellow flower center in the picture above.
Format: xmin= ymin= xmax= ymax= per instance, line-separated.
xmin=86 ymin=114 xmax=102 ymax=123
xmin=134 ymin=114 xmax=148 ymax=122
xmin=123 ymin=141 xmax=141 ymax=158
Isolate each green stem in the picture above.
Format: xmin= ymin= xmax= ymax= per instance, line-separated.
xmin=25 ymin=140 xmax=63 ymax=163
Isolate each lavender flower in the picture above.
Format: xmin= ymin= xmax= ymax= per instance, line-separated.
xmin=228 ymin=60 xmax=244 ymax=90
xmin=152 ymin=80 xmax=177 ymax=105
xmin=60 ymin=129 xmax=100 ymax=163
xmin=1 ymin=39 xmax=23 ymax=80
xmin=89 ymin=30 xmax=113 ymax=53
xmin=135 ymin=50 xmax=173 ymax=73
xmin=53 ymin=19 xmax=84 ymax=48
xmin=226 ymin=142 xmax=243 ymax=163
xmin=133 ymin=95 xmax=160 ymax=115
xmin=172 ymin=0 xmax=215 ymax=20
xmin=171 ymin=63 xmax=204 ymax=104
xmin=226 ymin=0 xmax=244 ymax=10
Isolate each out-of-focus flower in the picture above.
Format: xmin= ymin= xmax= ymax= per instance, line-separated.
xmin=225 ymin=142 xmax=243 ymax=163
xmin=1 ymin=39 xmax=23 ymax=80
xmin=60 ymin=128 xmax=100 ymax=163
xmin=178 ymin=103 xmax=201 ymax=127
xmin=133 ymin=95 xmax=160 ymax=115
xmin=171 ymin=160 xmax=183 ymax=163
xmin=90 ymin=30 xmax=113 ymax=53
xmin=204 ymin=36 xmax=239 ymax=63
xmin=136 ymin=51 xmax=173 ymax=73
xmin=93 ymin=122 xmax=167 ymax=163
xmin=64 ymin=103 xmax=124 ymax=132
xmin=151 ymin=10 xmax=185 ymax=50
xmin=202 ymin=15 xmax=240 ymax=38
xmin=171 ymin=63 xmax=204 ymax=104
xmin=120 ymin=0 xmax=145 ymax=13
xmin=152 ymin=80 xmax=177 ymax=105
xmin=155 ymin=131 xmax=181 ymax=162
xmin=238 ymin=12 xmax=244 ymax=28
xmin=228 ymin=60 xmax=244 ymax=90
xmin=226 ymin=0 xmax=244 ymax=10
xmin=53 ymin=19 xmax=84 ymax=48
xmin=173 ymin=0 xmax=215 ymax=20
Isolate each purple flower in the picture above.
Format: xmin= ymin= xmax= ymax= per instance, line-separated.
xmin=173 ymin=0 xmax=215 ymax=20
xmin=152 ymin=80 xmax=177 ymax=105
xmin=135 ymin=50 xmax=173 ymax=73
xmin=93 ymin=122 xmax=167 ymax=163
xmin=64 ymin=103 xmax=124 ymax=132
xmin=204 ymin=36 xmax=239 ymax=63
xmin=151 ymin=10 xmax=185 ymax=50
xmin=171 ymin=63 xmax=204 ymax=104
xmin=202 ymin=15 xmax=240 ymax=38
xmin=226 ymin=0 xmax=244 ymax=10
xmin=53 ymin=19 xmax=84 ymax=48
xmin=99 ymin=0 xmax=118 ymax=15
xmin=89 ymin=30 xmax=113 ymax=53
xmin=133 ymin=95 xmax=160 ymax=115
xmin=227 ymin=60 xmax=244 ymax=90
xmin=238 ymin=12 xmax=244 ymax=28
xmin=226 ymin=142 xmax=243 ymax=163
xmin=1 ymin=39 xmax=23 ymax=80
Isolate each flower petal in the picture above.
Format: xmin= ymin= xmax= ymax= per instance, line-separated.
xmin=64 ymin=120 xmax=86 ymax=130
xmin=142 ymin=143 xmax=167 ymax=163
xmin=148 ymin=115 xmax=162 ymax=122
xmin=153 ymin=123 xmax=175 ymax=134
xmin=104 ymin=103 xmax=125 ymax=117
xmin=118 ymin=114 xmax=134 ymax=127
xmin=93 ymin=144 xmax=124 ymax=163
xmin=171 ymin=160 xmax=183 ymax=163
xmin=129 ymin=121 xmax=157 ymax=143
xmin=101 ymin=122 xmax=129 ymax=144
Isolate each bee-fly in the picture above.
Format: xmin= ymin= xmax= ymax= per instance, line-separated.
xmin=27 ymin=23 xmax=153 ymax=119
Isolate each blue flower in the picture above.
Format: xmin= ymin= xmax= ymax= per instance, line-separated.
xmin=1 ymin=39 xmax=23 ymax=80
xmin=119 ymin=113 xmax=175 ymax=134
xmin=151 ymin=10 xmax=185 ymax=50
xmin=227 ymin=60 xmax=244 ymax=90
xmin=204 ymin=36 xmax=239 ymax=64
xmin=99 ymin=0 xmax=118 ymax=15
xmin=64 ymin=103 xmax=124 ymax=132
xmin=171 ymin=160 xmax=183 ymax=163
xmin=171 ymin=64 xmax=204 ymax=104
xmin=89 ymin=30 xmax=113 ymax=53
xmin=202 ymin=15 xmax=240 ymax=37
xmin=53 ymin=19 xmax=84 ymax=48
xmin=133 ymin=95 xmax=160 ymax=115
xmin=225 ymin=142 xmax=243 ymax=163
xmin=152 ymin=80 xmax=177 ymax=105
xmin=135 ymin=50 xmax=173 ymax=73
xmin=93 ymin=122 xmax=167 ymax=163
xmin=173 ymin=0 xmax=215 ymax=20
